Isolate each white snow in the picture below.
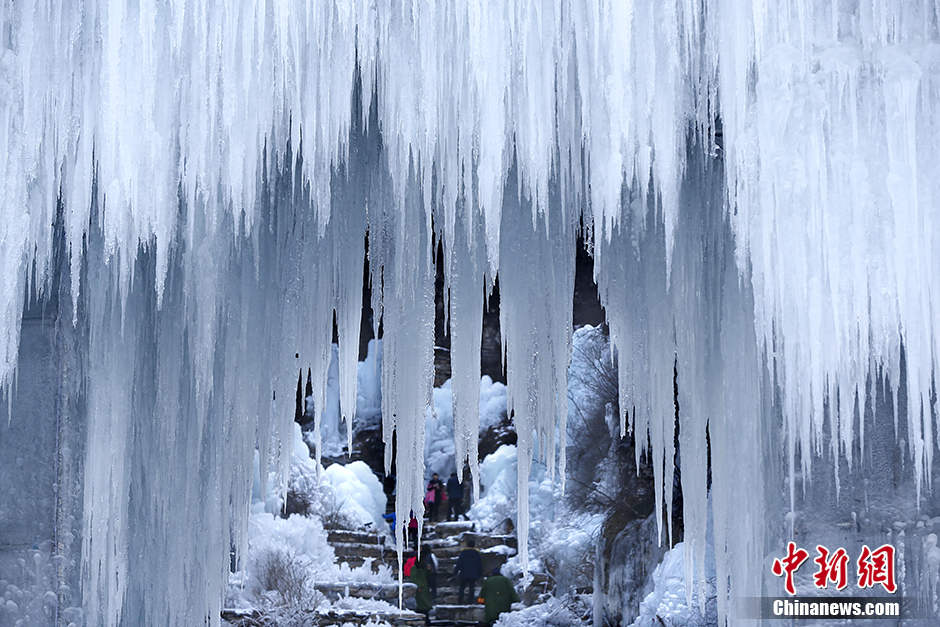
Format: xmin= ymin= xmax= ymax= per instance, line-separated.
xmin=467 ymin=445 xmax=526 ymax=532
xmin=490 ymin=594 xmax=591 ymax=627
xmin=469 ymin=443 xmax=601 ymax=597
xmin=322 ymin=462 xmax=387 ymax=532
xmin=423 ymin=376 xmax=509 ymax=482
xmin=629 ymin=541 xmax=717 ymax=627
xmin=228 ymin=424 xmax=397 ymax=617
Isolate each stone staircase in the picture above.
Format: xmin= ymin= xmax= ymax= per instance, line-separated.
xmin=222 ymin=519 xmax=531 ymax=626
xmin=221 ymin=607 xmax=428 ymax=626
xmin=328 ymin=520 xmax=523 ymax=626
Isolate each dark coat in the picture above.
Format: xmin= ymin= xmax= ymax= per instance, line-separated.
xmin=479 ymin=574 xmax=519 ymax=623
xmin=409 ymin=564 xmax=433 ymax=613
xmin=455 ymin=548 xmax=482 ymax=581
xmin=426 ymin=478 xmax=444 ymax=503
xmin=446 ymin=475 xmax=464 ymax=500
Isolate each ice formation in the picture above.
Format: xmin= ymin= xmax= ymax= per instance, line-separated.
xmin=1 ymin=1 xmax=938 ymax=625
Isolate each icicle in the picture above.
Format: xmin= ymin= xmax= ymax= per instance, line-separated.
xmin=715 ymin=0 xmax=940 ymax=507
xmin=671 ymin=143 xmax=724 ymax=611
xmin=595 ymin=190 xmax=676 ymax=548
xmin=81 ymin=245 xmax=134 ymax=627
xmin=498 ymin=158 xmax=576 ymax=572
xmin=446 ymin=190 xmax=487 ymax=501
xmin=371 ymin=157 xmax=436 ymax=592
xmin=709 ymin=242 xmax=767 ymax=626
xmin=331 ymin=75 xmax=370 ymax=454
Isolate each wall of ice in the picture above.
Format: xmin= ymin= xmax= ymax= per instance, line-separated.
xmin=0 ymin=1 xmax=938 ymax=625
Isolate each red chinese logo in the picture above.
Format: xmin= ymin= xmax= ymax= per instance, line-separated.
xmin=813 ymin=546 xmax=849 ymax=590
xmin=772 ymin=542 xmax=809 ymax=595
xmin=771 ymin=543 xmax=896 ymax=594
xmin=857 ymin=544 xmax=897 ymax=593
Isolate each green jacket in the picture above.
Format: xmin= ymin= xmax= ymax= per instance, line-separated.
xmin=479 ymin=574 xmax=519 ymax=623
xmin=408 ymin=565 xmax=433 ymax=613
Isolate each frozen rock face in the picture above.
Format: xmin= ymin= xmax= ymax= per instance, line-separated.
xmin=600 ymin=516 xmax=671 ymax=627
xmin=0 ymin=2 xmax=938 ymax=626
xmin=0 ymin=302 xmax=84 ymax=627
xmin=565 ymin=326 xmax=665 ymax=626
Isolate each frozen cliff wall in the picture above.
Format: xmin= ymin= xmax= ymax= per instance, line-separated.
xmin=0 ymin=1 xmax=938 ymax=625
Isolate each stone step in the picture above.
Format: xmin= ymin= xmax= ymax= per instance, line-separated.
xmin=422 ymin=543 xmax=465 ymax=559
xmin=419 ymin=533 xmax=515 ymax=556
xmin=344 ymin=550 xmax=514 ymax=578
xmin=343 ymin=551 xmax=513 ymax=578
xmin=318 ymin=609 xmax=428 ymax=626
xmin=431 ymin=546 xmax=516 ymax=573
xmin=319 ymin=572 xmax=499 ymax=605
xmin=222 ymin=608 xmax=427 ymax=627
xmin=336 ymin=556 xmax=400 ymax=574
xmin=314 ymin=582 xmax=417 ymax=602
xmin=427 ymin=521 xmax=476 ymax=539
xmin=459 ymin=533 xmax=517 ymax=550
xmin=370 ymin=528 xmax=513 ymax=552
xmin=432 ymin=591 xmax=482 ymax=606
xmin=327 ymin=529 xmax=387 ymax=545
xmin=333 ymin=542 xmax=396 ymax=560
xmin=432 ymin=604 xmax=485 ymax=623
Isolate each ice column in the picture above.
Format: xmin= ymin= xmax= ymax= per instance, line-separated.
xmin=80 ymin=197 xmax=265 ymax=627
xmin=671 ymin=147 xmax=726 ymax=609
xmin=715 ymin=0 xmax=940 ymax=503
xmin=444 ymin=192 xmax=488 ymax=501
xmin=369 ymin=161 xmax=436 ymax=588
xmin=498 ymin=162 xmax=576 ymax=571
xmin=329 ymin=83 xmax=372 ymax=453
xmin=594 ymin=195 xmax=677 ymax=548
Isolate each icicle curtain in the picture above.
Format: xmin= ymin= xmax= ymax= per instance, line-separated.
xmin=1 ymin=1 xmax=938 ymax=625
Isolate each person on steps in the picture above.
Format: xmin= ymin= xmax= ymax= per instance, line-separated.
xmin=421 ymin=544 xmax=439 ymax=602
xmin=446 ymin=471 xmax=464 ymax=520
xmin=406 ymin=511 xmax=420 ymax=551
xmin=478 ymin=567 xmax=520 ymax=625
xmin=408 ymin=550 xmax=434 ymax=625
xmin=425 ymin=473 xmax=445 ymax=522
xmin=454 ymin=539 xmax=483 ymax=604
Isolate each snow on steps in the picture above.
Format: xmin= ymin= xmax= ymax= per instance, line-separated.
xmin=319 ymin=521 xmax=549 ymax=624
xmin=327 ymin=529 xmax=386 ymax=545
xmin=325 ymin=521 xmax=572 ymax=611
xmin=432 ymin=603 xmax=485 ymax=623
xmin=328 ymin=521 xmax=517 ymax=580
xmin=314 ymin=581 xmax=418 ymax=603
xmin=221 ymin=608 xmax=427 ymax=626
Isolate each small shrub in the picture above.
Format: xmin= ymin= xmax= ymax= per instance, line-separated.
xmin=318 ymin=487 xmax=356 ymax=530
xmin=258 ymin=549 xmax=316 ymax=609
xmin=283 ymin=488 xmax=312 ymax=518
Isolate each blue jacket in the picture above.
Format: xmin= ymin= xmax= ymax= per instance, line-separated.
xmin=455 ymin=548 xmax=482 ymax=580
xmin=446 ymin=475 xmax=464 ymax=500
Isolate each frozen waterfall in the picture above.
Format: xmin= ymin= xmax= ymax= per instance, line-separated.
xmin=1 ymin=1 xmax=938 ymax=625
